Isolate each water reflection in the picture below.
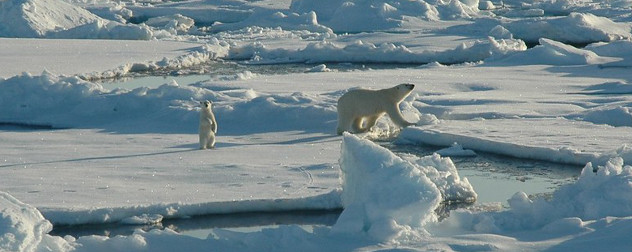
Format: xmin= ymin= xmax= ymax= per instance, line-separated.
xmin=386 ymin=143 xmax=581 ymax=205
xmin=51 ymin=209 xmax=341 ymax=238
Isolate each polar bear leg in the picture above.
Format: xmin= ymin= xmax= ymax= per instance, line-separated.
xmin=363 ymin=115 xmax=381 ymax=131
xmin=206 ymin=134 xmax=216 ymax=149
xmin=199 ymin=133 xmax=208 ymax=149
xmin=352 ymin=117 xmax=368 ymax=133
xmin=337 ymin=112 xmax=353 ymax=135
xmin=386 ymin=105 xmax=412 ymax=127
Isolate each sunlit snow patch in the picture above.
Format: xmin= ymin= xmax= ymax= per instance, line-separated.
xmin=445 ymin=157 xmax=632 ymax=234
xmin=398 ymin=118 xmax=632 ymax=166
xmin=435 ymin=142 xmax=477 ymax=157
xmin=0 ymin=192 xmax=67 ymax=252
xmin=0 ymin=0 xmax=153 ymax=40
xmin=333 ymin=133 xmax=476 ymax=241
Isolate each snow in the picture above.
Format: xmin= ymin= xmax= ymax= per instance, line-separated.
xmin=144 ymin=14 xmax=195 ymax=35
xmin=0 ymin=0 xmax=100 ymax=38
xmin=489 ymin=38 xmax=616 ymax=65
xmin=496 ymin=12 xmax=632 ymax=44
xmin=0 ymin=38 xmax=207 ymax=78
xmin=2 ymin=0 xmax=632 ymax=251
xmin=0 ymin=0 xmax=155 ymax=40
xmin=435 ymin=142 xmax=477 ymax=157
xmin=0 ymin=192 xmax=68 ymax=252
xmin=398 ymin=118 xmax=632 ymax=166
xmin=335 ymin=133 xmax=474 ymax=241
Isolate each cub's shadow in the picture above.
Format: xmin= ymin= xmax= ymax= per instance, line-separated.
xmin=171 ymin=134 xmax=339 ymax=149
xmin=0 ymin=149 xmax=197 ymax=169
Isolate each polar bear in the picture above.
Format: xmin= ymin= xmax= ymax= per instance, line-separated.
xmin=199 ymin=100 xmax=217 ymax=149
xmin=336 ymin=83 xmax=415 ymax=135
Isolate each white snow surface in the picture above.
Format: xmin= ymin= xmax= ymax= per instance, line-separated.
xmin=0 ymin=38 xmax=208 ymax=79
xmin=2 ymin=0 xmax=632 ymax=251
xmin=0 ymin=0 xmax=156 ymax=40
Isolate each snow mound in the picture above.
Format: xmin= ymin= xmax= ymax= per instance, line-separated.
xmin=588 ymin=40 xmax=632 ymax=68
xmin=450 ymin=157 xmax=632 ymax=233
xmin=290 ymin=0 xmax=479 ymax=32
xmin=120 ymin=214 xmax=163 ymax=225
xmin=401 ymin=153 xmax=477 ymax=203
xmin=579 ymin=81 xmax=632 ymax=95
xmin=465 ymin=12 xmax=632 ymax=45
xmin=0 ymin=70 xmax=335 ymax=134
xmin=0 ymin=192 xmax=67 ymax=252
xmin=306 ymin=64 xmax=332 ymax=73
xmin=507 ymin=13 xmax=631 ymax=44
xmin=84 ymin=40 xmax=230 ymax=80
xmin=435 ymin=142 xmax=477 ymax=157
xmin=491 ymin=38 xmax=612 ymax=65
xmin=0 ymin=0 xmax=99 ymax=38
xmin=145 ymin=14 xmax=195 ymax=35
xmin=229 ymin=37 xmax=525 ymax=65
xmin=211 ymin=10 xmax=333 ymax=34
xmin=488 ymin=25 xmax=514 ymax=39
xmin=397 ymin=118 xmax=632 ymax=166
xmin=0 ymin=191 xmax=51 ymax=251
xmin=588 ymin=40 xmax=632 ymax=58
xmin=48 ymin=19 xmax=153 ymax=40
xmin=334 ymin=133 xmax=476 ymax=241
xmin=580 ymin=106 xmax=632 ymax=127
xmin=0 ymin=0 xmax=154 ymax=40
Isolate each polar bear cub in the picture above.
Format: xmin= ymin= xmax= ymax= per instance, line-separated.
xmin=199 ymin=100 xmax=218 ymax=149
xmin=337 ymin=83 xmax=415 ymax=135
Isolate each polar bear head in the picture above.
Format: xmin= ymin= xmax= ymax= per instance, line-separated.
xmin=391 ymin=83 xmax=415 ymax=102
xmin=200 ymin=100 xmax=212 ymax=109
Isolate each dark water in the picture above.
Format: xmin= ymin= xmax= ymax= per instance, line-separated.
xmin=387 ymin=143 xmax=580 ymax=204
xmin=98 ymin=61 xmax=424 ymax=90
xmin=50 ymin=209 xmax=341 ymax=239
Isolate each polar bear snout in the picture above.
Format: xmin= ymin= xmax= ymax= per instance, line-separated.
xmin=201 ymin=100 xmax=212 ymax=108
xmin=396 ymin=83 xmax=415 ymax=91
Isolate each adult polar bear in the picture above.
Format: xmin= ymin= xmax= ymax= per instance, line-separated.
xmin=337 ymin=83 xmax=415 ymax=135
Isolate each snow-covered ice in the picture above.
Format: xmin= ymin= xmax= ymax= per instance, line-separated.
xmin=3 ymin=0 xmax=632 ymax=251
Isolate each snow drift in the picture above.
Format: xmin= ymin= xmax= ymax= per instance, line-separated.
xmin=0 ymin=192 xmax=67 ymax=252
xmin=500 ymin=12 xmax=632 ymax=44
xmin=0 ymin=70 xmax=335 ymax=134
xmin=290 ymin=0 xmax=479 ymax=32
xmin=335 ymin=133 xmax=475 ymax=241
xmin=490 ymin=38 xmax=614 ymax=65
xmin=0 ymin=0 xmax=100 ymax=38
xmin=228 ymin=37 xmax=526 ymax=65
xmin=0 ymin=0 xmax=153 ymax=40
xmin=447 ymin=157 xmax=632 ymax=232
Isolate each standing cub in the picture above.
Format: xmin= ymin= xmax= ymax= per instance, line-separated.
xmin=199 ymin=100 xmax=217 ymax=149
